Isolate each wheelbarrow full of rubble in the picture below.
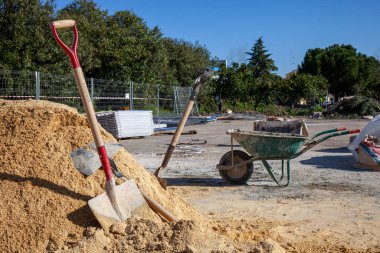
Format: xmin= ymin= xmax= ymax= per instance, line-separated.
xmin=216 ymin=121 xmax=360 ymax=187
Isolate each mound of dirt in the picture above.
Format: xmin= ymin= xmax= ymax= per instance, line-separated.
xmin=0 ymin=100 xmax=290 ymax=253
xmin=57 ymin=217 xmax=236 ymax=253
xmin=0 ymin=100 xmax=207 ymax=252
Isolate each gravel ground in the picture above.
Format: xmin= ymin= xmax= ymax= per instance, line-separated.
xmin=121 ymin=119 xmax=380 ymax=251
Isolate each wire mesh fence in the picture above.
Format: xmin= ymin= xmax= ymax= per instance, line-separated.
xmin=173 ymin=86 xmax=199 ymax=114
xmin=0 ymin=69 xmax=177 ymax=115
xmin=0 ymin=70 xmax=36 ymax=99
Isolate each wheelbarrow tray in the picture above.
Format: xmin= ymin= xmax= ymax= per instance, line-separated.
xmin=227 ymin=129 xmax=309 ymax=159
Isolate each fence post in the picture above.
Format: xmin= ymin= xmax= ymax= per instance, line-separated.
xmin=157 ymin=85 xmax=160 ymax=117
xmin=129 ymin=81 xmax=134 ymax=110
xmin=35 ymin=71 xmax=40 ymax=100
xmin=90 ymin=78 xmax=94 ymax=102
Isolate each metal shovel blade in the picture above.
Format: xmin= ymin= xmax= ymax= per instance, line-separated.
xmin=88 ymin=180 xmax=153 ymax=230
xmin=88 ymin=142 xmax=124 ymax=158
xmin=70 ymin=143 xmax=124 ymax=176
xmin=70 ymin=148 xmax=101 ymax=176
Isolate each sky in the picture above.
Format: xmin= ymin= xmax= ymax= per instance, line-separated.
xmin=55 ymin=0 xmax=380 ymax=76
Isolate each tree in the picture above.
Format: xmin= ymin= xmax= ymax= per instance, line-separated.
xmin=0 ymin=0 xmax=55 ymax=71
xmin=246 ymin=37 xmax=278 ymax=110
xmin=298 ymin=44 xmax=380 ymax=98
xmin=163 ymin=38 xmax=211 ymax=86
xmin=274 ymin=72 xmax=328 ymax=108
xmin=247 ymin=37 xmax=278 ymax=78
xmin=213 ymin=63 xmax=250 ymax=109
xmin=55 ymin=0 xmax=109 ymax=75
xmin=95 ymin=10 xmax=166 ymax=82
xmin=0 ymin=0 xmax=212 ymax=89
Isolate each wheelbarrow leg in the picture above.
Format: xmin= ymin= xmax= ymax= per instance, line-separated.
xmin=230 ymin=135 xmax=234 ymax=167
xmin=262 ymin=160 xmax=291 ymax=187
xmin=280 ymin=160 xmax=285 ymax=180
xmin=285 ymin=160 xmax=290 ymax=186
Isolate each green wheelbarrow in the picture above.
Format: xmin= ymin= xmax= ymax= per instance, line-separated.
xmin=216 ymin=127 xmax=360 ymax=187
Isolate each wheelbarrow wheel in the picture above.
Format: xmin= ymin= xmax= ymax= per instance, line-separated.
xmin=218 ymin=150 xmax=253 ymax=185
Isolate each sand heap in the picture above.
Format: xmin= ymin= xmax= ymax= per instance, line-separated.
xmin=0 ymin=100 xmax=211 ymax=252
xmin=57 ymin=217 xmax=238 ymax=253
xmin=0 ymin=100 xmax=288 ymax=253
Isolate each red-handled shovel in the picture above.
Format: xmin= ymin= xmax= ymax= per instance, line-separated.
xmin=50 ymin=20 xmax=176 ymax=229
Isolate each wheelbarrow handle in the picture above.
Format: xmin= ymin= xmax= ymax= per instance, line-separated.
xmin=317 ymin=129 xmax=360 ymax=143
xmin=293 ymin=129 xmax=361 ymax=159
xmin=311 ymin=127 xmax=347 ymax=139
xmin=50 ymin=20 xmax=80 ymax=68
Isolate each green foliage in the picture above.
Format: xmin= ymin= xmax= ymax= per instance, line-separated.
xmin=0 ymin=0 xmax=210 ymax=86
xmin=313 ymin=105 xmax=324 ymax=112
xmin=163 ymin=39 xmax=211 ymax=86
xmin=2 ymin=1 xmax=379 ymax=118
xmin=256 ymin=104 xmax=288 ymax=116
xmin=298 ymin=44 xmax=380 ymax=99
xmin=247 ymin=37 xmax=278 ymax=78
xmin=332 ymin=96 xmax=380 ymax=116
xmin=274 ymin=72 xmax=328 ymax=107
xmin=0 ymin=0 xmax=56 ymax=71
xmin=246 ymin=37 xmax=279 ymax=110
xmin=212 ymin=63 xmax=250 ymax=109
xmin=57 ymin=0 xmax=108 ymax=75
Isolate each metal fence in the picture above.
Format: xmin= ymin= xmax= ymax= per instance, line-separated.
xmin=173 ymin=86 xmax=199 ymax=114
xmin=0 ymin=69 xmax=175 ymax=116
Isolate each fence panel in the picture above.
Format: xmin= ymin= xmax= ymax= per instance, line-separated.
xmin=0 ymin=69 xmax=175 ymax=116
xmin=91 ymin=78 xmax=131 ymax=111
xmin=40 ymin=72 xmax=82 ymax=108
xmin=0 ymin=70 xmax=36 ymax=99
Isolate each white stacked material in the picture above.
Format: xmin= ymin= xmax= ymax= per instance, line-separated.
xmin=153 ymin=123 xmax=167 ymax=129
xmin=96 ymin=110 xmax=154 ymax=138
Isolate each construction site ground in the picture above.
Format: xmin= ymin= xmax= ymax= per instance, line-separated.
xmin=121 ymin=119 xmax=380 ymax=252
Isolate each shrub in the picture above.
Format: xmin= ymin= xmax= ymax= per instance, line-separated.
xmin=331 ymin=96 xmax=380 ymax=116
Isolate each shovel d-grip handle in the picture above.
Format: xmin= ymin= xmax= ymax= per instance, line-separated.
xmin=51 ymin=20 xmax=80 ymax=68
xmin=51 ymin=20 xmax=113 ymax=181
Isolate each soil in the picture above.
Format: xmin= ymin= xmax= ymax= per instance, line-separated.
xmin=123 ymin=118 xmax=380 ymax=253
xmin=0 ymin=100 xmax=213 ymax=253
xmin=1 ymin=99 xmax=378 ymax=253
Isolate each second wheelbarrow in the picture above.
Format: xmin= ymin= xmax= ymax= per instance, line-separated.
xmin=216 ymin=127 xmax=360 ymax=187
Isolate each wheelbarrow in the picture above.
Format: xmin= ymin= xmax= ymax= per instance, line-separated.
xmin=216 ymin=127 xmax=360 ymax=187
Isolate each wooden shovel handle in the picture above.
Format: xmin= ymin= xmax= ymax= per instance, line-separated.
xmin=73 ymin=68 xmax=104 ymax=147
xmin=72 ymin=68 xmax=113 ymax=181
xmin=51 ymin=19 xmax=113 ymax=181
xmin=155 ymin=69 xmax=212 ymax=175
xmin=51 ymin=19 xmax=76 ymax=29
xmin=141 ymin=191 xmax=179 ymax=222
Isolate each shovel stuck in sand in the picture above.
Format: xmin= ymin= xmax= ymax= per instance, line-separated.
xmin=153 ymin=68 xmax=215 ymax=189
xmin=51 ymin=20 xmax=152 ymax=229
xmin=51 ymin=20 xmax=178 ymax=227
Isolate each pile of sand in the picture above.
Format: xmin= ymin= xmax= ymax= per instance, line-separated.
xmin=59 ymin=217 xmax=291 ymax=253
xmin=57 ymin=218 xmax=236 ymax=253
xmin=0 ymin=100 xmax=209 ymax=252
xmin=0 ymin=100 xmax=291 ymax=253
